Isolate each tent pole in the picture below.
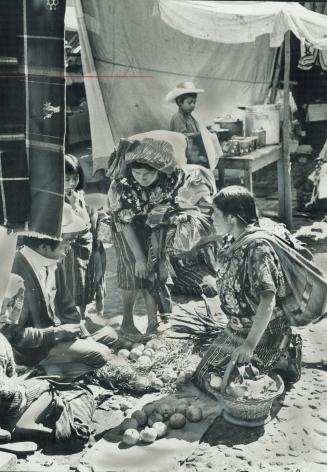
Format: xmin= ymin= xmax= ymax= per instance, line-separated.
xmin=269 ymin=44 xmax=283 ymax=104
xmin=282 ymin=31 xmax=292 ymax=230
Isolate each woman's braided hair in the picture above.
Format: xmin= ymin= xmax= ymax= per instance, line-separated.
xmin=213 ymin=185 xmax=259 ymax=225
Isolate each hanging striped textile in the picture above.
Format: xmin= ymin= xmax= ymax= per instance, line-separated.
xmin=0 ymin=0 xmax=66 ymax=237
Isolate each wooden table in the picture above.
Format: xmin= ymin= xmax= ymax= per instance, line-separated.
xmin=218 ymin=144 xmax=285 ymax=218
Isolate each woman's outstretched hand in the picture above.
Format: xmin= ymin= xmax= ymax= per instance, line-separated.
xmin=231 ymin=341 xmax=255 ymax=366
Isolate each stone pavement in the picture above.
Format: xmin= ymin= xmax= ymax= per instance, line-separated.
xmin=89 ymin=242 xmax=327 ymax=472
xmin=178 ymin=318 xmax=327 ymax=472
xmin=13 ymin=204 xmax=327 ymax=471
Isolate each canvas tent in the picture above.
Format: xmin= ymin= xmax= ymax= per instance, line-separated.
xmin=74 ymin=0 xmax=276 ymax=167
xmin=155 ymin=1 xmax=327 ymax=48
xmin=74 ymin=0 xmax=327 ymax=227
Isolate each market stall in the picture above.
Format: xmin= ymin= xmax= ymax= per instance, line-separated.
xmin=75 ymin=0 xmax=327 ymax=229
xmin=218 ymin=145 xmax=282 ymax=194
xmin=155 ymin=0 xmax=327 ymax=229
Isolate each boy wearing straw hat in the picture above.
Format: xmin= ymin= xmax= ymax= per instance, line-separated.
xmin=166 ymin=81 xmax=204 ymax=135
xmin=166 ymin=81 xmax=222 ymax=169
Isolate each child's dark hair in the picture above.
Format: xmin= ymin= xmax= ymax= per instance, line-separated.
xmin=22 ymin=236 xmax=61 ymax=251
xmin=213 ymin=185 xmax=259 ymax=226
xmin=176 ymin=93 xmax=197 ymax=106
xmin=65 ymin=153 xmax=84 ymax=190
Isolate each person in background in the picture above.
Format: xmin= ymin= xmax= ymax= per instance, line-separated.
xmin=0 ymin=273 xmax=95 ymax=448
xmin=2 ymin=204 xmax=117 ymax=379
xmin=170 ymin=164 xmax=219 ymax=298
xmin=166 ymin=81 xmax=204 ymax=136
xmin=165 ymin=83 xmax=221 ymax=297
xmin=63 ymin=153 xmax=105 ymax=317
xmin=305 ymin=139 xmax=327 ymax=211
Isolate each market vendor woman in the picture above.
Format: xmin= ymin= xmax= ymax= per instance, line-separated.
xmin=108 ymin=131 xmax=189 ymax=337
xmin=195 ymin=186 xmax=303 ymax=394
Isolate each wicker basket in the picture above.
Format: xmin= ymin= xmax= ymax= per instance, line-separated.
xmin=221 ymin=364 xmax=284 ymax=421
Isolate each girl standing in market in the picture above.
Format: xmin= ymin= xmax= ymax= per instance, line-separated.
xmin=108 ymin=131 xmax=194 ymax=338
xmin=63 ymin=154 xmax=104 ymax=316
xmin=195 ymin=186 xmax=311 ymax=395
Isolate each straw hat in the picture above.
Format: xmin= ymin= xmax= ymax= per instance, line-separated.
xmin=127 ymin=130 xmax=187 ymax=173
xmin=165 ymin=81 xmax=204 ymax=103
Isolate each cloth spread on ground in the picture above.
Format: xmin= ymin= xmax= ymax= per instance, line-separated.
xmin=0 ymin=0 xmax=66 ymax=237
xmin=76 ymin=0 xmax=275 ymax=171
xmin=81 ymin=383 xmax=222 ymax=472
xmin=48 ymin=381 xmax=95 ymax=446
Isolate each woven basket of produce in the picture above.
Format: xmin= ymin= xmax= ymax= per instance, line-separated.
xmin=221 ymin=362 xmax=284 ymax=423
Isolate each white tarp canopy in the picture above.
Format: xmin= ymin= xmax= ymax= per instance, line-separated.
xmin=156 ymin=1 xmax=327 ymax=49
xmin=74 ymin=0 xmax=327 ymax=171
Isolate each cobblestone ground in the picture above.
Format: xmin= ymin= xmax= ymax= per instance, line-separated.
xmin=16 ymin=204 xmax=327 ymax=471
xmin=86 ymin=243 xmax=327 ymax=472
xmin=178 ymin=319 xmax=327 ymax=472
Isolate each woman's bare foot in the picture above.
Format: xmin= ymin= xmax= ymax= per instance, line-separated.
xmin=120 ymin=322 xmax=142 ymax=336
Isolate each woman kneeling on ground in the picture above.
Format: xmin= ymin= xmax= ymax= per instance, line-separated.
xmin=0 ymin=274 xmax=94 ymax=450
xmin=195 ymin=186 xmax=306 ymax=395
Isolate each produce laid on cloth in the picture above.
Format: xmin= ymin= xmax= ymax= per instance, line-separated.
xmin=120 ymin=399 xmax=204 ymax=447
xmin=95 ymin=336 xmax=200 ymax=394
